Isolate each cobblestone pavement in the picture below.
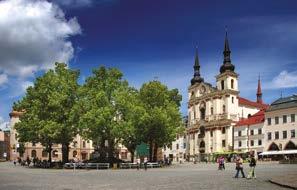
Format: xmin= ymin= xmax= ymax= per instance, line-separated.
xmin=0 ymin=162 xmax=296 ymax=190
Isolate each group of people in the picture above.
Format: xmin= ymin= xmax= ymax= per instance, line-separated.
xmin=13 ymin=156 xmax=50 ymax=168
xmin=217 ymin=153 xmax=257 ymax=179
xmin=136 ymin=157 xmax=148 ymax=170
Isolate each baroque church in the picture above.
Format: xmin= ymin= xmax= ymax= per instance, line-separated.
xmin=187 ymin=32 xmax=267 ymax=161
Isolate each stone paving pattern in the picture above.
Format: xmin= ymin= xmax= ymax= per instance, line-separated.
xmin=0 ymin=162 xmax=296 ymax=190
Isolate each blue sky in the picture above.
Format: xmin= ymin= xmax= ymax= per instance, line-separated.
xmin=0 ymin=0 xmax=297 ymax=129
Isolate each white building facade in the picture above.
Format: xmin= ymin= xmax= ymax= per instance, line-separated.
xmin=186 ymin=33 xmax=267 ymax=161
xmin=264 ymin=95 xmax=297 ymax=153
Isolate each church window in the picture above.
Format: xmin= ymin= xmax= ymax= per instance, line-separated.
xmin=200 ymin=108 xmax=205 ymax=120
xmin=211 ymin=107 xmax=214 ymax=115
xmin=223 ymin=105 xmax=226 ymax=113
xmin=231 ymin=79 xmax=234 ymax=89
xmin=210 ymin=130 xmax=213 ymax=137
xmin=222 ymin=127 xmax=226 ymax=134
xmin=221 ymin=80 xmax=224 ymax=90
xmin=232 ymin=97 xmax=234 ymax=103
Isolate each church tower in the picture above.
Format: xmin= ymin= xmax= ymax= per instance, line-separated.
xmin=257 ymin=75 xmax=263 ymax=104
xmin=191 ymin=47 xmax=204 ymax=85
xmin=216 ymin=30 xmax=239 ymax=91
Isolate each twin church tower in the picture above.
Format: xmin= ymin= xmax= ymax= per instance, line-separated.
xmin=186 ymin=31 xmax=265 ymax=161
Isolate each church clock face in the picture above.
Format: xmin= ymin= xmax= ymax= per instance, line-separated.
xmin=200 ymin=86 xmax=206 ymax=94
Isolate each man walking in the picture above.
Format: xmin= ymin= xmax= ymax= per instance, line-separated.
xmin=247 ymin=154 xmax=257 ymax=179
xmin=234 ymin=155 xmax=245 ymax=178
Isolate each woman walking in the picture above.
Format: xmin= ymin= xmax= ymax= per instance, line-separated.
xmin=234 ymin=155 xmax=245 ymax=178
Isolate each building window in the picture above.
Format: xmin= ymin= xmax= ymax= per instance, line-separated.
xmin=31 ymin=150 xmax=37 ymax=158
xmin=268 ymin=132 xmax=272 ymax=140
xmin=267 ymin=118 xmax=271 ymax=125
xmin=52 ymin=150 xmax=58 ymax=158
xmin=42 ymin=150 xmax=48 ymax=157
xmin=211 ymin=107 xmax=214 ymax=115
xmin=291 ymin=114 xmax=295 ymax=122
xmin=238 ymin=141 xmax=242 ymax=147
xmin=184 ymin=143 xmax=186 ymax=149
xmin=200 ymin=108 xmax=205 ymax=120
xmin=83 ymin=141 xmax=86 ymax=148
xmin=283 ymin=131 xmax=287 ymax=139
xmin=250 ymin=129 xmax=254 ymax=136
xmin=176 ymin=144 xmax=179 ymax=150
xmin=250 ymin=140 xmax=254 ymax=147
xmin=283 ymin=115 xmax=287 ymax=124
xmin=231 ymin=79 xmax=234 ymax=89
xmin=258 ymin=129 xmax=262 ymax=135
xmin=221 ymin=80 xmax=224 ymax=90
xmin=238 ymin=131 xmax=242 ymax=137
xmin=210 ymin=130 xmax=213 ymax=137
xmin=191 ymin=91 xmax=194 ymax=97
xmin=223 ymin=105 xmax=226 ymax=113
xmin=232 ymin=97 xmax=234 ymax=103
xmin=258 ymin=140 xmax=262 ymax=146
xmin=222 ymin=127 xmax=226 ymax=134
xmin=291 ymin=130 xmax=296 ymax=138
xmin=222 ymin=140 xmax=226 ymax=147
xmin=275 ymin=131 xmax=279 ymax=139
xmin=275 ymin=117 xmax=279 ymax=125
xmin=73 ymin=150 xmax=77 ymax=158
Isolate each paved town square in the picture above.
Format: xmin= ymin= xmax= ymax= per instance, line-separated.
xmin=0 ymin=162 xmax=296 ymax=190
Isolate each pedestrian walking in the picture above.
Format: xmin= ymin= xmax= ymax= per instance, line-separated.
xmin=144 ymin=157 xmax=148 ymax=171
xmin=136 ymin=157 xmax=140 ymax=170
xmin=247 ymin=155 xmax=257 ymax=179
xmin=13 ymin=159 xmax=17 ymax=166
xmin=26 ymin=156 xmax=31 ymax=167
xmin=234 ymin=155 xmax=245 ymax=178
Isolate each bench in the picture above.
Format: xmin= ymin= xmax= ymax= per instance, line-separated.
xmin=146 ymin=162 xmax=160 ymax=168
xmin=63 ymin=163 xmax=109 ymax=170
xmin=120 ymin=163 xmax=138 ymax=169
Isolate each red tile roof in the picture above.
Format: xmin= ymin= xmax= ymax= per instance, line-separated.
xmin=238 ymin=97 xmax=268 ymax=109
xmin=236 ymin=109 xmax=265 ymax=126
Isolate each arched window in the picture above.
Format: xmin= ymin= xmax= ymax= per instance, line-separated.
xmin=200 ymin=102 xmax=206 ymax=120
xmin=73 ymin=150 xmax=78 ymax=158
xmin=284 ymin=141 xmax=296 ymax=150
xmin=42 ymin=150 xmax=48 ymax=157
xmin=199 ymin=141 xmax=205 ymax=148
xmin=268 ymin=142 xmax=280 ymax=151
xmin=221 ymin=80 xmax=224 ymax=90
xmin=52 ymin=150 xmax=58 ymax=158
xmin=232 ymin=97 xmax=234 ymax=103
xmin=231 ymin=79 xmax=234 ymax=89
xmin=223 ymin=105 xmax=226 ymax=113
xmin=83 ymin=141 xmax=86 ymax=148
xmin=211 ymin=107 xmax=214 ymax=115
xmin=31 ymin=150 xmax=37 ymax=158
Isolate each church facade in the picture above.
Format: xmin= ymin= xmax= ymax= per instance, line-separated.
xmin=186 ymin=32 xmax=267 ymax=161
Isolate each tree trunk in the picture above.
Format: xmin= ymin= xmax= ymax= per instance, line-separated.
xmin=99 ymin=139 xmax=106 ymax=161
xmin=48 ymin=144 xmax=52 ymax=165
xmin=108 ymin=139 xmax=115 ymax=162
xmin=149 ymin=141 xmax=153 ymax=162
xmin=62 ymin=142 xmax=69 ymax=164
xmin=153 ymin=143 xmax=158 ymax=162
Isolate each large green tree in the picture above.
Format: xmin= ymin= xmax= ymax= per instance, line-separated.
xmin=14 ymin=63 xmax=80 ymax=164
xmin=139 ymin=81 xmax=182 ymax=161
xmin=72 ymin=66 xmax=134 ymax=162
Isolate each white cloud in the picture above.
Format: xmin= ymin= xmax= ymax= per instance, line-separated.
xmin=0 ymin=74 xmax=8 ymax=86
xmin=269 ymin=70 xmax=297 ymax=89
xmin=52 ymin=0 xmax=92 ymax=7
xmin=0 ymin=116 xmax=9 ymax=130
xmin=0 ymin=0 xmax=81 ymax=78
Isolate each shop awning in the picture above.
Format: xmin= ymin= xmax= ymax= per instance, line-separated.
xmin=259 ymin=150 xmax=297 ymax=156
